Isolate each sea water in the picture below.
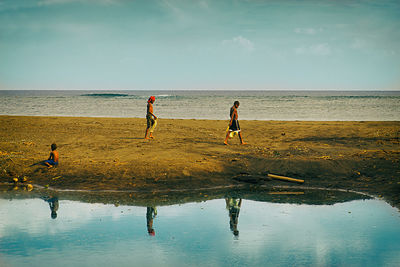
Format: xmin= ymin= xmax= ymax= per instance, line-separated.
xmin=0 ymin=198 xmax=399 ymax=266
xmin=0 ymin=90 xmax=399 ymax=121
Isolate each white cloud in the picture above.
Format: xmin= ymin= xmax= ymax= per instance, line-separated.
xmin=160 ymin=0 xmax=187 ymax=20
xmin=294 ymin=47 xmax=306 ymax=55
xmin=294 ymin=27 xmax=322 ymax=35
xmin=222 ymin=36 xmax=255 ymax=51
xmin=198 ymin=0 xmax=209 ymax=9
xmin=311 ymin=43 xmax=331 ymax=55
xmin=37 ymin=0 xmax=121 ymax=6
xmin=0 ymin=0 xmax=121 ymax=11
xmin=350 ymin=38 xmax=367 ymax=50
xmin=295 ymin=43 xmax=331 ymax=56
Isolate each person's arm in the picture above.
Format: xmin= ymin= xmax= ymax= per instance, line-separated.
xmin=149 ymin=111 xmax=157 ymax=120
xmin=48 ymin=152 xmax=54 ymax=161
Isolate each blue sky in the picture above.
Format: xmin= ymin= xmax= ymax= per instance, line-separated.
xmin=0 ymin=0 xmax=399 ymax=90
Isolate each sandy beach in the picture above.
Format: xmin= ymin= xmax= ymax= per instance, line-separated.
xmin=0 ymin=115 xmax=399 ymax=207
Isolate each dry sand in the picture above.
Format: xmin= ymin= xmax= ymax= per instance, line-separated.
xmin=0 ymin=116 xmax=399 ymax=207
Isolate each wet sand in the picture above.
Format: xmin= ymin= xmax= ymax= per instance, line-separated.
xmin=0 ymin=116 xmax=399 ymax=208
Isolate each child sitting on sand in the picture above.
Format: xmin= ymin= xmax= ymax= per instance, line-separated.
xmin=145 ymin=96 xmax=158 ymax=139
xmin=44 ymin=143 xmax=59 ymax=168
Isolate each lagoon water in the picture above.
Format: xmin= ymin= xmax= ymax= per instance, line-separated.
xmin=0 ymin=90 xmax=399 ymax=121
xmin=1 ymin=198 xmax=400 ymax=267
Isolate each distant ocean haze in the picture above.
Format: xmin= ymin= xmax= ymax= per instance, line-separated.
xmin=0 ymin=90 xmax=399 ymax=121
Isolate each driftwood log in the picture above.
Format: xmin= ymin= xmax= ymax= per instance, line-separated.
xmin=267 ymin=173 xmax=304 ymax=183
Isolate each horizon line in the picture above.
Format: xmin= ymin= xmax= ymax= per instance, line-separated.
xmin=1 ymin=88 xmax=400 ymax=91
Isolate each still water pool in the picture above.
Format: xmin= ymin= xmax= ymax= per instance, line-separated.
xmin=1 ymin=197 xmax=400 ymax=267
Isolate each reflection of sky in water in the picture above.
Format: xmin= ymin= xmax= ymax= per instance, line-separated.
xmin=1 ymin=198 xmax=400 ymax=266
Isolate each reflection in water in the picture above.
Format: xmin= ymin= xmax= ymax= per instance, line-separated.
xmin=146 ymin=207 xmax=157 ymax=236
xmin=41 ymin=196 xmax=59 ymax=219
xmin=226 ymin=198 xmax=242 ymax=237
xmin=1 ymin=197 xmax=400 ymax=266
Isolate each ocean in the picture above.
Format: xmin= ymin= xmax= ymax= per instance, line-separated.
xmin=0 ymin=90 xmax=399 ymax=121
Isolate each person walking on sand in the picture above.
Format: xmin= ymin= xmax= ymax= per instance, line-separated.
xmin=224 ymin=101 xmax=246 ymax=145
xmin=145 ymin=96 xmax=157 ymax=139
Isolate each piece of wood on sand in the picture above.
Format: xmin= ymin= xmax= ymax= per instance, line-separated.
xmin=267 ymin=173 xmax=304 ymax=183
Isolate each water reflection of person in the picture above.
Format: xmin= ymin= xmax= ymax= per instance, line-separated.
xmin=42 ymin=196 xmax=59 ymax=219
xmin=146 ymin=207 xmax=157 ymax=236
xmin=225 ymin=198 xmax=242 ymax=237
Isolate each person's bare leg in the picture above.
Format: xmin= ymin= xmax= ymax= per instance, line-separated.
xmin=145 ymin=128 xmax=150 ymax=139
xmin=224 ymin=131 xmax=230 ymax=145
xmin=238 ymin=132 xmax=247 ymax=145
xmin=148 ymin=121 xmax=156 ymax=139
xmin=44 ymin=162 xmax=53 ymax=168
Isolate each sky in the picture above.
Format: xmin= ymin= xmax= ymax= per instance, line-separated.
xmin=0 ymin=0 xmax=399 ymax=90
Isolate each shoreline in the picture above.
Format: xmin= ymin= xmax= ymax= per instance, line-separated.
xmin=1 ymin=115 xmax=399 ymax=208
xmin=1 ymin=114 xmax=399 ymax=122
xmin=0 ymin=182 xmax=373 ymax=209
